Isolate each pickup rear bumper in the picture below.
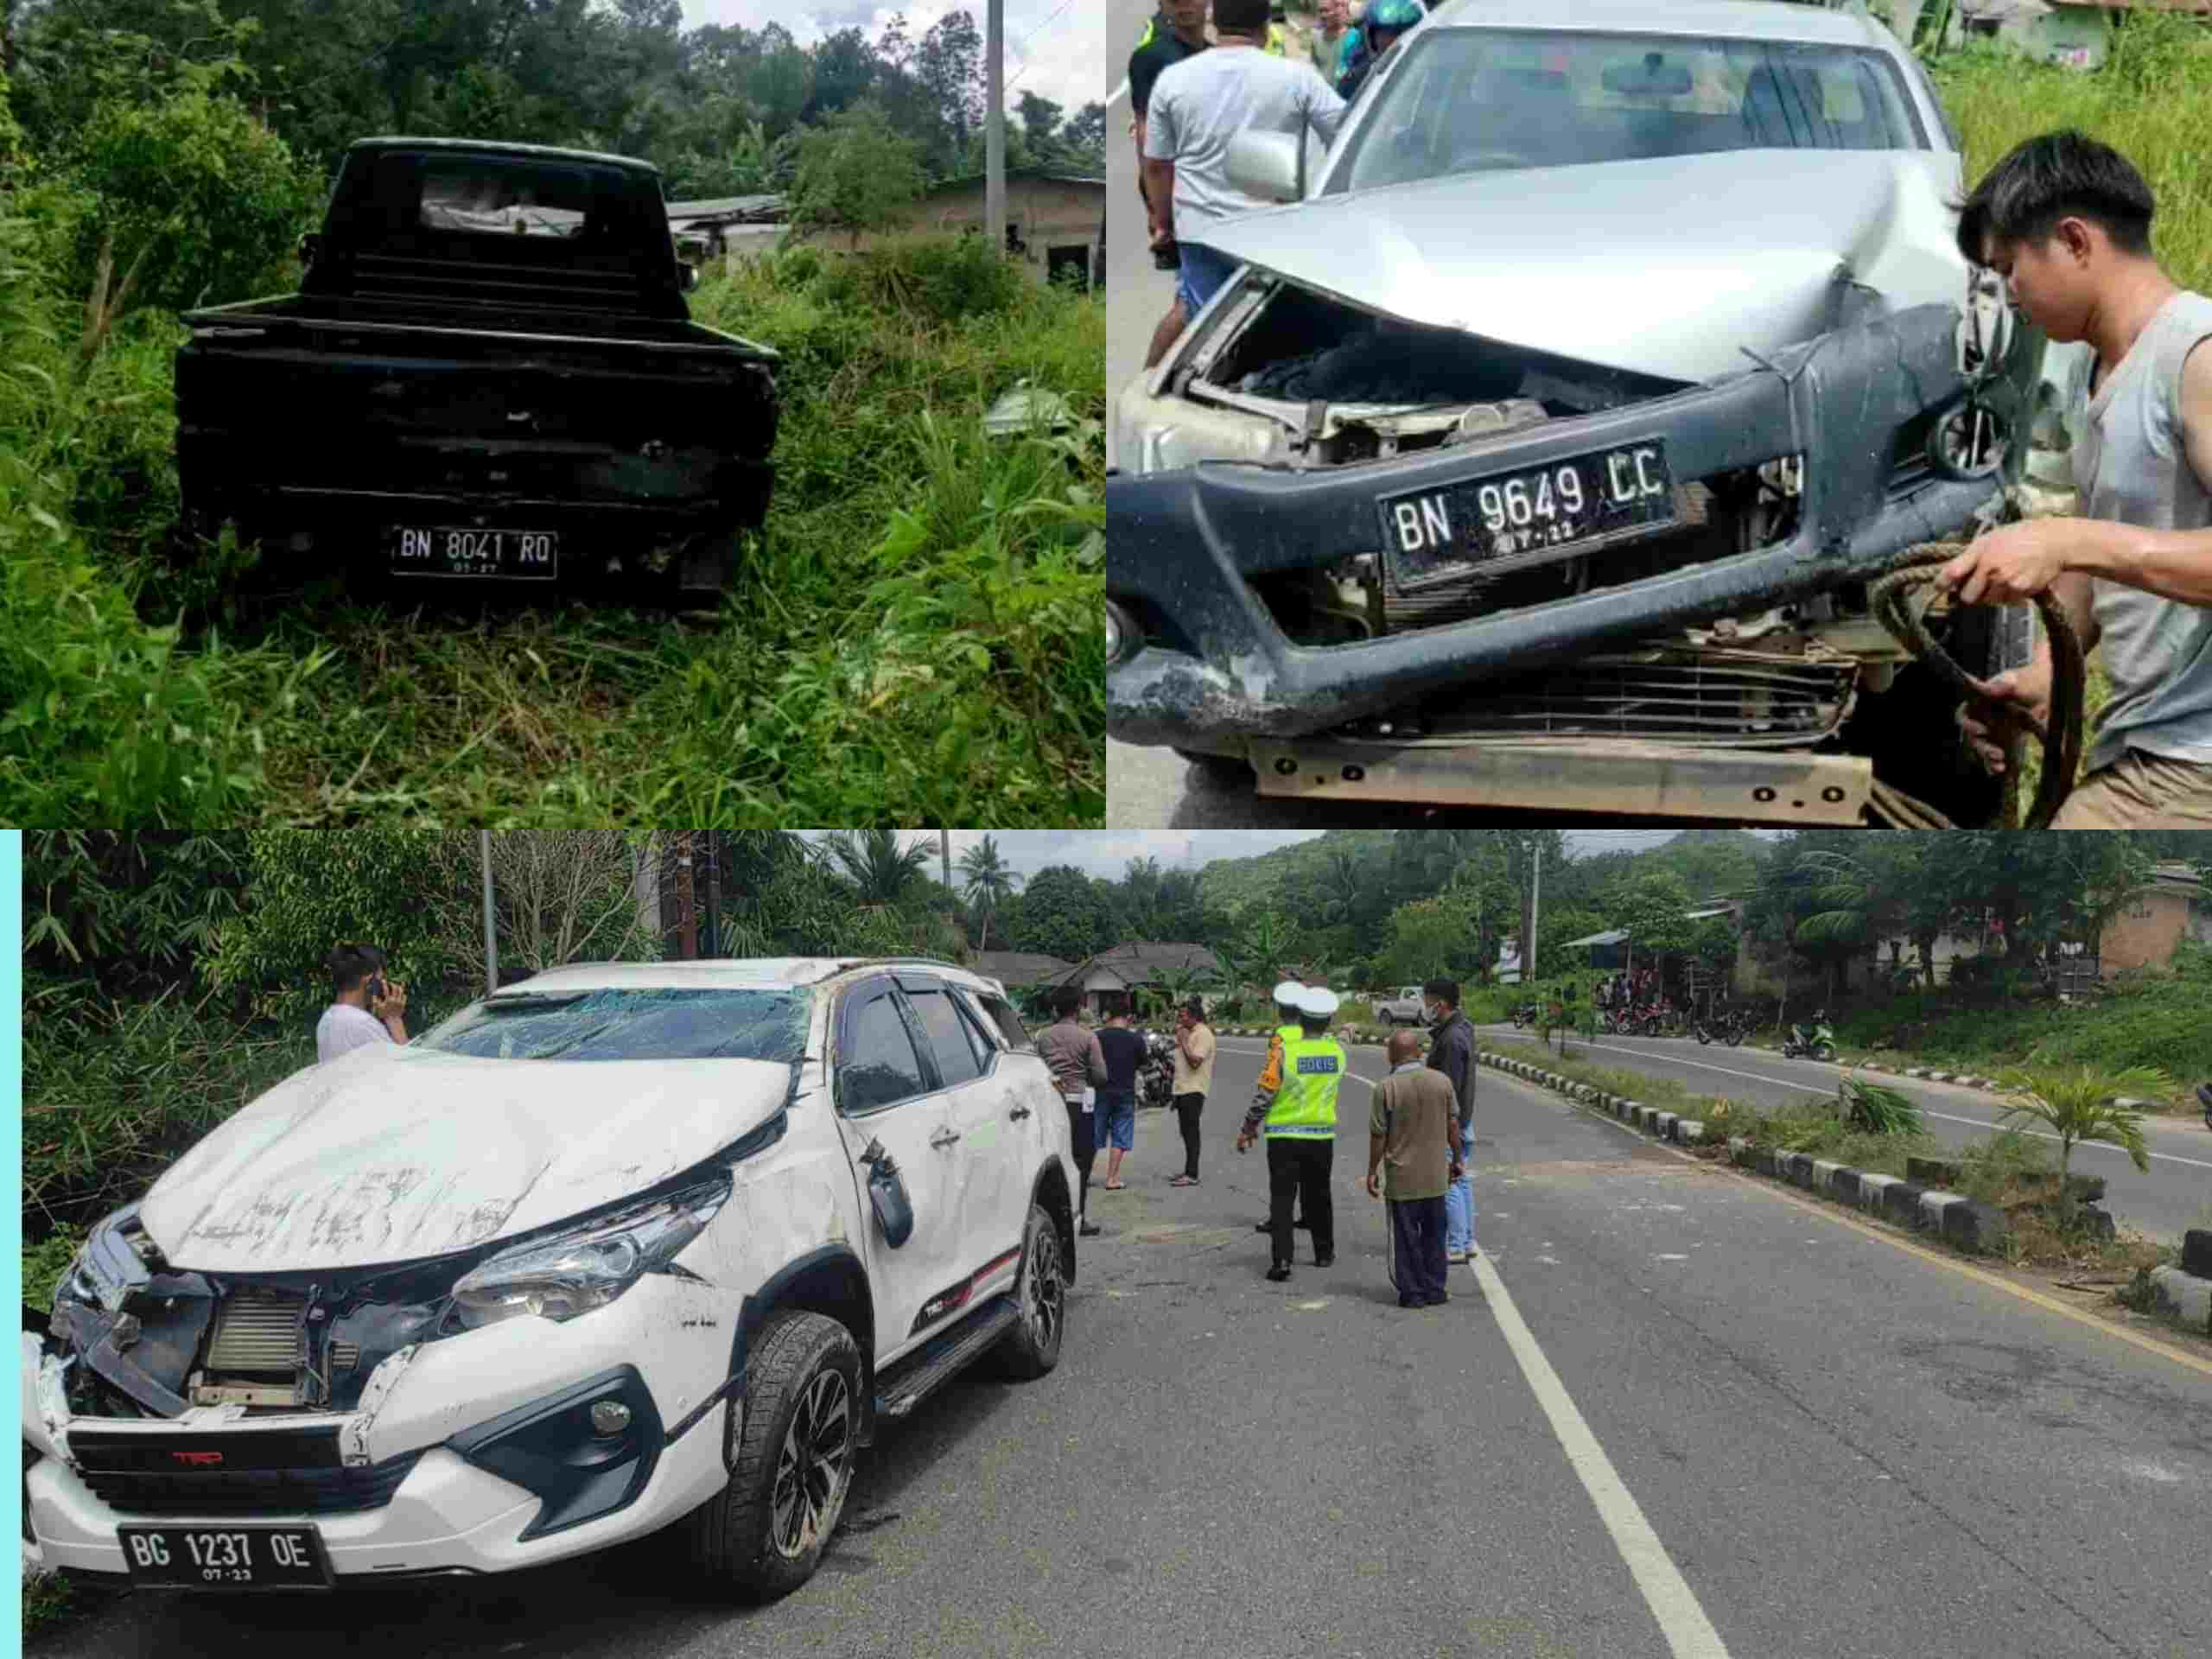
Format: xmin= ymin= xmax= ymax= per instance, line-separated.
xmin=1106 ymin=301 xmax=2042 ymax=750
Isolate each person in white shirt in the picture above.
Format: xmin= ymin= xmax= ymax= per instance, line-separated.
xmin=1141 ymin=0 xmax=1347 ymax=366
xmin=315 ymin=942 xmax=409 ymax=1063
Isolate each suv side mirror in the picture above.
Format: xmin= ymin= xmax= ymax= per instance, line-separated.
xmin=677 ymin=260 xmax=701 ymax=293
xmin=297 ymin=232 xmax=321 ymax=267
xmin=1226 ymin=130 xmax=1304 ymax=204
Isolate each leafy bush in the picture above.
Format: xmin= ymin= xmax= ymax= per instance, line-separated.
xmin=1836 ymin=1075 xmax=1924 ymax=1136
xmin=22 ymin=1222 xmax=85 ymax=1313
xmin=23 ymin=977 xmax=311 ymax=1233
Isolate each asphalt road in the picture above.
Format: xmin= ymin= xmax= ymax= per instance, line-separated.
xmin=1472 ymin=1024 xmax=2212 ymax=1245
xmin=40 ymin=1043 xmax=2212 ymax=1658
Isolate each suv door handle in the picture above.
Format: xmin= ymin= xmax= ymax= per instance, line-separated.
xmin=930 ymin=1126 xmax=962 ymax=1149
xmin=1008 ymin=1105 xmax=1032 ymax=1121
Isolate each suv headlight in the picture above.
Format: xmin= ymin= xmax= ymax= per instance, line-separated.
xmin=450 ymin=1179 xmax=728 ymax=1331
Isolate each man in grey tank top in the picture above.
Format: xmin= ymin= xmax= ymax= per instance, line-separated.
xmin=1937 ymin=131 xmax=2212 ymax=827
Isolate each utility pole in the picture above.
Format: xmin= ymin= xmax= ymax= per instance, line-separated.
xmin=480 ymin=830 xmax=499 ymax=995
xmin=985 ymin=0 xmax=1006 ymax=264
xmin=1527 ymin=839 xmax=1541 ymax=984
xmin=676 ymin=832 xmax=698 ymax=962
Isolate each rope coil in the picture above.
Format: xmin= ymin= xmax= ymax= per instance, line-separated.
xmin=1863 ymin=541 xmax=2087 ymax=830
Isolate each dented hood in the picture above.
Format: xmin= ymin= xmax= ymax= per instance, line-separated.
xmin=137 ymin=1045 xmax=791 ymax=1273
xmin=1200 ymin=149 xmax=1967 ymax=383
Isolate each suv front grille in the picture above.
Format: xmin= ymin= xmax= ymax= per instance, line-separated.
xmin=80 ymin=1451 xmax=424 ymax=1518
xmin=1394 ymin=652 xmax=1854 ymax=747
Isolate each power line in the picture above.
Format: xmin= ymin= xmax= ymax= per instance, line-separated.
xmin=1002 ymin=0 xmax=1084 ymax=94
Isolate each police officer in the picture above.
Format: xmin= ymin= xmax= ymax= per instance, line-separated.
xmin=1238 ymin=985 xmax=1343 ymax=1282
xmin=1252 ymin=979 xmax=1313 ymax=1236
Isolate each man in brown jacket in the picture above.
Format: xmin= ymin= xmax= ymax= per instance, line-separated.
xmin=1038 ymin=989 xmax=1109 ymax=1236
xmin=1365 ymin=1028 xmax=1464 ymax=1308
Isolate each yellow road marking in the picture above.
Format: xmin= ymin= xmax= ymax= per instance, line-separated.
xmin=1489 ymin=1065 xmax=2212 ymax=1381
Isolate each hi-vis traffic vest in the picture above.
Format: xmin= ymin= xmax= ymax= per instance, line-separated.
xmin=1274 ymin=1022 xmax=1300 ymax=1047
xmin=1265 ymin=1032 xmax=1344 ymax=1138
xmin=1137 ymin=18 xmax=1286 ymax=55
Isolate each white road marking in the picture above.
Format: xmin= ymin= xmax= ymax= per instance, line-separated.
xmin=1471 ymin=1252 xmax=1734 ymax=1658
xmin=1487 ymin=1036 xmax=2212 ymax=1171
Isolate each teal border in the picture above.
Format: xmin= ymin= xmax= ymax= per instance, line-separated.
xmin=4 ymin=830 xmax=22 ymax=1649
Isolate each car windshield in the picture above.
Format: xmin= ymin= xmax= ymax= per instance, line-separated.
xmin=1331 ymin=29 xmax=1926 ymax=196
xmin=416 ymin=988 xmax=810 ymax=1063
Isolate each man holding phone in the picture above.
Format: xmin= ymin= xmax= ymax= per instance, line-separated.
xmin=316 ymin=942 xmax=409 ymax=1063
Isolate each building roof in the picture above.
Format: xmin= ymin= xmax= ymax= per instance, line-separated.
xmin=664 ymin=194 xmax=788 ymax=224
xmin=969 ymin=950 xmax=1078 ymax=984
xmin=1564 ymin=929 xmax=1630 ymax=949
xmin=1046 ymin=941 xmax=1222 ymax=987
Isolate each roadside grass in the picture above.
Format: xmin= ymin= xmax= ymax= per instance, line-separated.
xmin=22 ymin=977 xmax=311 ymax=1240
xmin=1491 ymin=1044 xmax=2189 ymax=1285
xmin=1 ymin=232 xmax=1104 ymax=824
xmin=1932 ymin=19 xmax=2212 ymax=295
xmin=1821 ymin=962 xmax=2212 ymax=1109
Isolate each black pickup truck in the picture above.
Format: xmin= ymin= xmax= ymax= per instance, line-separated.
xmin=175 ymin=137 xmax=779 ymax=600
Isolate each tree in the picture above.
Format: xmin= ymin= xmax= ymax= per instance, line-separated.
xmin=821 ymin=828 xmax=931 ymax=906
xmin=205 ymin=829 xmax=473 ymax=1029
xmin=1014 ymin=865 xmax=1112 ymax=964
xmin=24 ymin=831 xmax=251 ymax=997
xmin=1062 ymin=99 xmax=1105 ymax=168
xmin=787 ymin=101 xmax=925 ymax=249
xmin=425 ymin=834 xmax=659 ymax=992
xmin=957 ymin=833 xmax=1021 ymax=952
xmin=1615 ymin=870 xmax=1696 ymax=967
xmin=1993 ymin=1063 xmax=2166 ymax=1221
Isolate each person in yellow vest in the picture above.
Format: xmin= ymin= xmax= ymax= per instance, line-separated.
xmin=1237 ymin=984 xmax=1342 ymax=1281
xmin=1251 ymin=979 xmax=1313 ymax=1236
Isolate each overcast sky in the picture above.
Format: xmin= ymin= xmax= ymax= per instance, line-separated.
xmin=682 ymin=3 xmax=1104 ymax=144
xmin=804 ymin=830 xmax=1779 ymax=887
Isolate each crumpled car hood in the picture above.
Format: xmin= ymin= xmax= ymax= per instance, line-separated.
xmin=1197 ymin=149 xmax=1967 ymax=383
xmin=137 ymin=1045 xmax=791 ymax=1273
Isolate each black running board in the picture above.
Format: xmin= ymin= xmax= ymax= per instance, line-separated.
xmin=873 ymin=1296 xmax=1019 ymax=1423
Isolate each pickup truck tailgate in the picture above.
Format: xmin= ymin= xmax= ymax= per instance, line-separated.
xmin=175 ymin=301 xmax=776 ymax=522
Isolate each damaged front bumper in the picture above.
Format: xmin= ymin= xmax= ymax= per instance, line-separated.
xmin=1107 ymin=299 xmax=2042 ymax=751
xmin=22 ymin=1276 xmax=734 ymax=1585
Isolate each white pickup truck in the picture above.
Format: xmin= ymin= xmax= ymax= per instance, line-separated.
xmin=1374 ymin=986 xmax=1430 ymax=1026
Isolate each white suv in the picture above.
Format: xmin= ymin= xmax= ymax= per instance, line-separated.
xmin=24 ymin=957 xmax=1077 ymax=1603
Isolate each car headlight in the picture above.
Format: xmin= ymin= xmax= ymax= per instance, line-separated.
xmin=450 ymin=1179 xmax=728 ymax=1331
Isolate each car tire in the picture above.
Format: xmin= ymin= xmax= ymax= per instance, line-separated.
xmin=995 ymin=1203 xmax=1066 ymax=1381
xmin=682 ymin=1309 xmax=861 ymax=1601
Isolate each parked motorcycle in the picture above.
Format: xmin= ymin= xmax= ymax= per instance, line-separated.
xmin=1510 ymin=1002 xmax=1537 ymax=1028
xmin=1139 ymin=1030 xmax=1177 ymax=1109
xmin=1782 ymin=1015 xmax=1838 ymax=1062
xmin=1694 ymin=1008 xmax=1749 ymax=1046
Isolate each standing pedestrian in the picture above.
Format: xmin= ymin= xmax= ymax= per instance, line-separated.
xmin=1169 ymin=996 xmax=1216 ymax=1186
xmin=1366 ymin=1028 xmax=1464 ymax=1308
xmin=1942 ymin=130 xmax=2212 ymax=825
xmin=1254 ymin=980 xmax=1313 ymax=1234
xmin=1129 ymin=0 xmax=1210 ymax=289
xmin=1095 ymin=1001 xmax=1147 ymax=1191
xmin=1422 ymin=977 xmax=1479 ymax=1263
xmin=1141 ymin=0 xmax=1347 ymax=367
xmin=316 ymin=943 xmax=408 ymax=1064
xmin=1237 ymin=986 xmax=1342 ymax=1282
xmin=1310 ymin=0 xmax=1353 ymax=81
xmin=1039 ymin=989 xmax=1109 ymax=1236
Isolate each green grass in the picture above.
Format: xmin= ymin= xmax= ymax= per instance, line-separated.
xmin=22 ymin=977 xmax=315 ymax=1237
xmin=1931 ymin=19 xmax=2212 ymax=296
xmin=2 ymin=233 xmax=1104 ymax=825
xmin=1823 ymin=963 xmax=2212 ymax=1106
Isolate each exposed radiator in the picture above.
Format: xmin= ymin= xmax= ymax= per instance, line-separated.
xmin=1400 ymin=651 xmax=1854 ymax=748
xmin=205 ymin=1288 xmax=305 ymax=1375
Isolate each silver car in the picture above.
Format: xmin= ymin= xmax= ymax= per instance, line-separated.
xmin=1108 ymin=0 xmax=2066 ymax=827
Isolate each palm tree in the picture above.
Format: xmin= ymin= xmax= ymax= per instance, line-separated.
xmin=1151 ymin=959 xmax=1217 ymax=1020
xmin=957 ymin=835 xmax=1022 ymax=952
xmin=1239 ymin=910 xmax=1294 ymax=985
xmin=823 ymin=830 xmax=932 ymax=907
xmin=1993 ymin=1063 xmax=2167 ymax=1218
